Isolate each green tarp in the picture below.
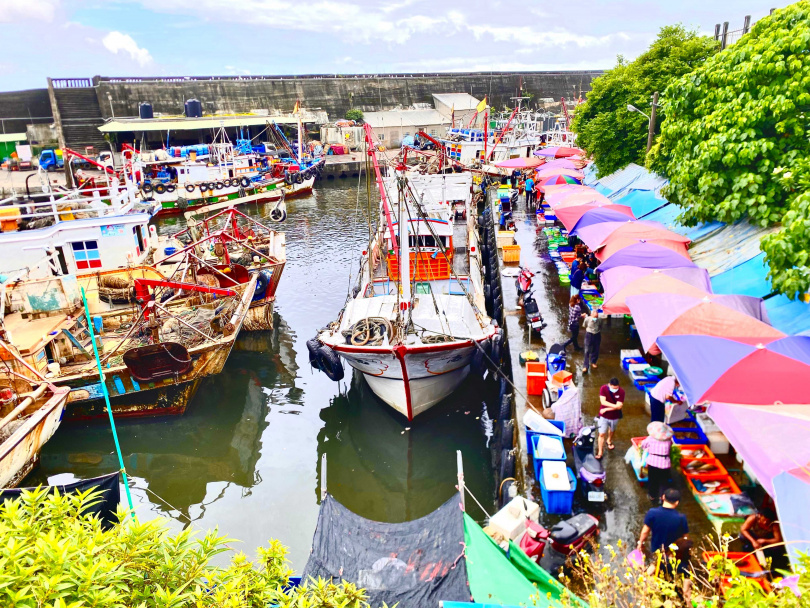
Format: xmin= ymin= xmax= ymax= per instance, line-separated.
xmin=463 ymin=514 xmax=587 ymax=607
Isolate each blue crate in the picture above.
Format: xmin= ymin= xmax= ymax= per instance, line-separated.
xmin=633 ymin=378 xmax=659 ymax=391
xmin=672 ymin=418 xmax=709 ymax=445
xmin=525 ymin=421 xmax=565 ymax=460
xmin=622 ymin=356 xmax=647 ymax=370
xmin=539 ymin=465 xmax=577 ymax=515
xmin=530 ymin=434 xmax=566 ymax=480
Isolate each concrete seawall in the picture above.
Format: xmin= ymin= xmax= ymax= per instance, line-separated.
xmin=95 ymin=72 xmax=600 ymax=120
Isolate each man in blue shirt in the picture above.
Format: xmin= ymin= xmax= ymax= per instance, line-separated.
xmin=569 ymin=263 xmax=584 ymax=297
xmin=525 ymin=175 xmax=535 ymax=207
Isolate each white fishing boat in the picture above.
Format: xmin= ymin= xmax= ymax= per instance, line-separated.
xmin=311 ymin=130 xmax=499 ymax=420
xmin=0 ymin=173 xmax=158 ymax=280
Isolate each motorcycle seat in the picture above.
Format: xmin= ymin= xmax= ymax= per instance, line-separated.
xmin=580 ymin=453 xmax=604 ymax=476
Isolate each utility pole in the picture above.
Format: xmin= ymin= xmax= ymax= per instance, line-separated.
xmin=646 ymin=92 xmax=658 ymax=154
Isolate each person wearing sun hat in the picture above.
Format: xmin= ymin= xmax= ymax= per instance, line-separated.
xmin=642 ymin=421 xmax=675 ymax=503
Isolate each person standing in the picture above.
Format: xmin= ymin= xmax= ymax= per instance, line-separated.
xmin=510 ymin=169 xmax=519 ymax=189
xmin=642 ymin=422 xmax=675 ymax=503
xmin=649 ymin=375 xmax=682 ymax=423
xmin=562 ymin=295 xmax=583 ymax=351
xmin=569 ymin=261 xmax=584 ymax=298
xmin=637 ymin=488 xmax=692 ymax=601
xmin=596 ymin=378 xmax=624 ymax=458
xmin=581 ymin=308 xmax=602 ymax=373
xmin=525 ymin=174 xmax=535 ymax=207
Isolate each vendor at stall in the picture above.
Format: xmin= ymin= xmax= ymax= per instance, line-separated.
xmin=649 ymin=375 xmax=683 ymax=424
xmin=741 ymin=509 xmax=783 ymax=554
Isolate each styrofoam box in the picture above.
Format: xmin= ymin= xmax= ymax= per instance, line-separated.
xmin=628 ymin=363 xmax=651 ymax=373
xmin=705 ymin=431 xmax=730 ymax=455
xmin=542 ymin=460 xmax=571 ymax=491
xmin=621 ymin=349 xmax=643 ymax=360
xmin=695 ymin=413 xmax=721 ymax=434
xmin=488 ymin=496 xmax=541 ymax=541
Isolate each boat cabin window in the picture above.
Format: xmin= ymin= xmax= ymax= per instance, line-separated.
xmin=71 ymin=240 xmax=101 ymax=270
xmin=133 ymin=225 xmax=146 ymax=255
xmin=408 ymin=234 xmax=445 ymax=249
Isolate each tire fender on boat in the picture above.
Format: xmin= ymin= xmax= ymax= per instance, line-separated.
xmin=252 ymin=269 xmax=272 ymax=301
xmin=306 ymin=338 xmax=322 ymax=368
xmin=294 ymin=173 xmax=304 ymax=185
xmin=154 ymin=182 xmax=167 ymax=194
xmin=240 ymin=177 xmax=251 ymax=188
xmin=316 ymin=345 xmax=344 ymax=381
xmin=499 ymin=448 xmax=515 ymax=482
xmin=215 ymin=181 xmax=225 ymax=190
xmin=500 ymin=418 xmax=514 ymax=449
xmin=185 ymin=184 xmax=195 ymax=193
xmin=166 ymin=184 xmax=177 ymax=193
xmin=142 ymin=182 xmax=153 ymax=193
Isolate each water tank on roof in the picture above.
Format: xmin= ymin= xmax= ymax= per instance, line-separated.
xmin=139 ymin=102 xmax=154 ymax=119
xmin=184 ymin=99 xmax=202 ymax=118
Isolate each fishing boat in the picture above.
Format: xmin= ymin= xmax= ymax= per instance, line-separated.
xmin=0 ymin=344 xmax=70 ymax=488
xmin=311 ymin=125 xmax=498 ymax=421
xmin=154 ymin=197 xmax=287 ymax=331
xmin=0 ymin=266 xmax=257 ymax=420
xmin=0 ymin=172 xmax=158 ymax=279
xmin=129 ymin=123 xmax=323 ymax=216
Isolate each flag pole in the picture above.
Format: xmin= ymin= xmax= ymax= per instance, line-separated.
xmin=80 ymin=287 xmax=135 ymax=516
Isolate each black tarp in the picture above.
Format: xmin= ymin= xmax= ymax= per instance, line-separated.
xmin=1 ymin=472 xmax=121 ymax=529
xmin=302 ymin=493 xmax=471 ymax=608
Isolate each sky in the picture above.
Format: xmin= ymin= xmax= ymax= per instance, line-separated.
xmin=0 ymin=0 xmax=796 ymax=91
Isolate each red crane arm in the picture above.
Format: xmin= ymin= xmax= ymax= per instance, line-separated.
xmin=64 ymin=147 xmax=119 ymax=177
xmin=134 ymin=278 xmax=236 ymax=302
xmin=363 ymin=123 xmax=399 ymax=257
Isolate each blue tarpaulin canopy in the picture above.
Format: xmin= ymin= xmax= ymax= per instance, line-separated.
xmin=710 ymin=252 xmax=771 ymax=298
xmin=764 ymin=294 xmax=810 ymax=335
xmin=641 ymin=203 xmax=724 ymax=243
xmin=614 ymin=190 xmax=669 ymax=219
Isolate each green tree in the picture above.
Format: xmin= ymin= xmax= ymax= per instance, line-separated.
xmin=572 ymin=25 xmax=718 ymax=177
xmin=345 ymin=109 xmax=364 ymax=123
xmin=650 ymin=3 xmax=810 ymax=297
xmin=0 ymin=487 xmax=375 ymax=608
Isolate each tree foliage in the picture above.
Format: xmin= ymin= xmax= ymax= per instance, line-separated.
xmin=0 ymin=487 xmax=377 ymax=608
xmin=650 ymin=3 xmax=810 ymax=297
xmin=572 ymin=25 xmax=718 ymax=177
xmin=345 ymin=109 xmax=364 ymax=122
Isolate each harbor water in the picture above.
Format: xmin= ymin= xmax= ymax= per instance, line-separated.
xmin=23 ymin=180 xmax=496 ymax=570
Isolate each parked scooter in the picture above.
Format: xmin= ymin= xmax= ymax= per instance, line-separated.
xmin=573 ymin=424 xmax=606 ymax=503
xmin=522 ymin=289 xmax=547 ymax=332
xmin=519 ymin=513 xmax=600 ymax=560
xmin=516 ymin=266 xmax=534 ymax=299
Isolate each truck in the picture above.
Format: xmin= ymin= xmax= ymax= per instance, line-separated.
xmin=38 ymin=148 xmax=64 ymax=172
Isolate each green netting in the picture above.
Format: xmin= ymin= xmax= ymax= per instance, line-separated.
xmin=463 ymin=514 xmax=588 ymax=607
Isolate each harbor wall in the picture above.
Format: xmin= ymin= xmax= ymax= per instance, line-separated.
xmin=0 ymin=88 xmax=53 ymax=133
xmin=93 ymin=72 xmax=600 ymax=120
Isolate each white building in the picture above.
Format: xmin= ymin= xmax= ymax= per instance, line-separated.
xmin=363 ymin=109 xmax=449 ymax=148
xmin=432 ymin=93 xmax=482 ymax=127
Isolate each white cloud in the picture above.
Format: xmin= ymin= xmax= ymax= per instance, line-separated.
xmin=102 ymin=31 xmax=153 ymax=66
xmin=0 ymin=0 xmax=60 ymax=22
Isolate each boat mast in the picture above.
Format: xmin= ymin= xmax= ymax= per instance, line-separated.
xmin=397 ymin=172 xmax=411 ymax=325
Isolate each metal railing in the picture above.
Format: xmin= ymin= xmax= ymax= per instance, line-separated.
xmin=51 ymin=78 xmax=93 ymax=89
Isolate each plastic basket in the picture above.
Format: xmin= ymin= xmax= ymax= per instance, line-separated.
xmin=502 ymin=244 xmax=521 ymax=263
xmin=681 ymin=457 xmax=729 ymax=480
xmin=539 ymin=465 xmax=576 ymax=515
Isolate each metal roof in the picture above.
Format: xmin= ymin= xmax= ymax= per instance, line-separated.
xmin=98 ymin=111 xmax=327 ymax=133
xmin=432 ymin=93 xmax=481 ymax=110
xmin=363 ymin=109 xmax=448 ymax=129
xmin=0 ymin=133 xmax=27 ymax=143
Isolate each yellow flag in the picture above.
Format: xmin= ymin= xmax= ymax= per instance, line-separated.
xmin=476 ymin=97 xmax=487 ymax=113
xmin=293 ymin=100 xmax=300 ymax=114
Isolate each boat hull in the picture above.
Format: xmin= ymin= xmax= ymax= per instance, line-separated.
xmin=64 ymin=378 xmax=202 ymax=421
xmin=0 ymin=386 xmax=69 ymax=488
xmin=328 ymin=340 xmax=483 ymax=420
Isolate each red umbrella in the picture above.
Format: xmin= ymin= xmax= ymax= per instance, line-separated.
xmin=597 ymin=235 xmax=691 ymax=262
xmin=601 ymin=272 xmax=709 ymax=315
xmin=494 ymin=156 xmax=544 ymax=169
xmin=534 ymin=146 xmax=585 ymax=158
xmin=551 ymin=191 xmax=613 ymax=208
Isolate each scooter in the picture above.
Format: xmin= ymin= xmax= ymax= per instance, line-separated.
xmin=519 ymin=513 xmax=600 ymax=560
xmin=516 ymin=266 xmax=534 ymax=299
xmin=522 ymin=289 xmax=547 ymax=331
xmin=573 ymin=424 xmax=607 ymax=503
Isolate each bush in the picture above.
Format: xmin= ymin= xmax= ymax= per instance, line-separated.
xmin=345 ymin=109 xmax=364 ymax=123
xmin=0 ymin=487 xmax=374 ymax=608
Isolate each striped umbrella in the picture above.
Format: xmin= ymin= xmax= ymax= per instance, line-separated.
xmin=537 ymin=174 xmax=581 ymax=190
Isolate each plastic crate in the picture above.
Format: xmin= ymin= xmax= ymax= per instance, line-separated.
xmin=678 ymin=444 xmax=715 ymax=460
xmin=526 ymin=421 xmax=565 ymax=460
xmin=552 ymin=370 xmax=572 ymax=385
xmin=622 ymin=356 xmax=646 ymax=370
xmin=681 ymin=457 xmax=728 ymax=480
xmin=502 ymin=244 xmax=521 ymax=263
xmin=539 ymin=464 xmax=576 ymax=515
xmin=496 ymin=230 xmax=515 ymax=248
xmin=702 ymin=552 xmax=772 ymax=595
xmin=687 ymin=475 xmax=742 ymax=496
xmin=526 ymin=362 xmax=547 ymax=395
xmin=672 ymin=425 xmax=709 ymax=445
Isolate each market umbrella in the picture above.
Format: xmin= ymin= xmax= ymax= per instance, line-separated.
xmin=601 ymin=271 xmax=709 ymax=314
xmin=773 ymin=466 xmax=810 ymax=567
xmin=626 ymin=292 xmax=783 ymax=355
xmin=537 ymin=158 xmax=579 ymax=171
xmin=646 ymin=421 xmax=674 ymax=441
xmin=555 ymin=204 xmax=635 ymax=231
xmin=596 ymin=234 xmax=691 ymax=262
xmin=570 ymin=208 xmax=641 ymax=233
xmin=573 ymin=220 xmax=664 ymax=250
xmin=543 ymin=184 xmax=591 ymax=202
xmin=494 ymin=156 xmax=544 ymax=169
xmin=537 ymin=174 xmax=582 ymax=190
xmin=534 ymin=146 xmax=585 ymax=158
xmin=657 ymin=335 xmax=810 ymax=406
xmin=597 ymin=243 xmax=697 ymax=272
xmin=536 ymin=167 xmax=584 ymax=179
xmin=600 ymin=266 xmax=713 ymax=303
xmin=549 ymin=190 xmax=613 ymax=208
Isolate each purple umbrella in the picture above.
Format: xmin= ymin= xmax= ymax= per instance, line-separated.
xmin=597 ymin=242 xmax=698 ymax=272
xmin=538 ymin=158 xmax=579 ymax=171
xmin=601 ymin=266 xmax=713 ymax=303
xmin=570 ymin=208 xmax=639 ymax=232
xmin=574 ymin=220 xmax=665 ymax=250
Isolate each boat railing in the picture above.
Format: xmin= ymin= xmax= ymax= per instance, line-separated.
xmin=0 ymin=185 xmax=138 ymax=225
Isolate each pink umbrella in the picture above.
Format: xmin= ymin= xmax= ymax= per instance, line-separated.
xmin=550 ymin=190 xmax=613 ymax=209
xmin=600 ymin=266 xmax=713 ymax=303
xmin=601 ymin=272 xmax=710 ymax=314
xmin=598 ymin=242 xmax=697 ymax=272
xmin=597 ymin=235 xmax=691 ymax=262
xmin=555 ymin=204 xmax=634 ymax=231
xmin=538 ymin=158 xmax=579 ymax=171
xmin=573 ymin=220 xmax=659 ymax=249
xmin=534 ymin=146 xmax=585 ymax=158
xmin=494 ymin=156 xmax=544 ymax=168
xmin=536 ymin=167 xmax=584 ymax=179
xmin=545 ymin=185 xmax=601 ymax=205
xmin=626 ymin=292 xmax=782 ymax=354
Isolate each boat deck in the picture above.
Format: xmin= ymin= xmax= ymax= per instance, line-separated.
xmin=453 ymin=218 xmax=470 ymax=276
